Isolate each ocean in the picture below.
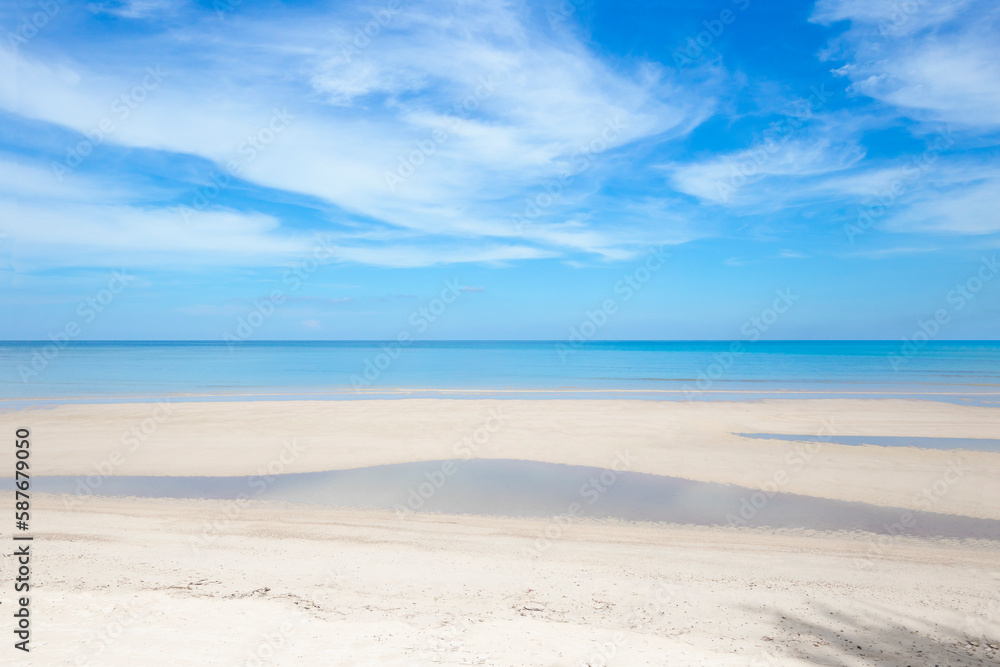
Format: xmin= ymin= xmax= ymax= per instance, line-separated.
xmin=2 ymin=340 xmax=999 ymax=405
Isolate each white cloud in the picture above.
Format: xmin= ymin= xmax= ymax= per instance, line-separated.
xmin=0 ymin=0 xmax=715 ymax=267
xmin=846 ymin=246 xmax=939 ymax=259
xmin=0 ymin=156 xmax=132 ymax=203
xmin=0 ymin=164 xmax=557 ymax=268
xmin=668 ymin=133 xmax=866 ymax=205
xmin=815 ymin=158 xmax=1000 ymax=236
xmin=87 ymin=0 xmax=181 ymax=19
xmin=811 ymin=0 xmax=973 ymax=35
xmin=3 ymin=201 xmax=296 ymax=262
xmin=1 ymin=198 xmax=560 ymax=269
xmin=813 ymin=0 xmax=1000 ymax=128
xmin=885 ymin=177 xmax=1000 ymax=235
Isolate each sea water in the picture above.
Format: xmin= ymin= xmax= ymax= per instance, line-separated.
xmin=1 ymin=340 xmax=999 ymax=404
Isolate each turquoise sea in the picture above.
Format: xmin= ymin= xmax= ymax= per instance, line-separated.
xmin=1 ymin=340 xmax=999 ymax=405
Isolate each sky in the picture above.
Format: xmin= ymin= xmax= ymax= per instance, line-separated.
xmin=0 ymin=0 xmax=998 ymax=340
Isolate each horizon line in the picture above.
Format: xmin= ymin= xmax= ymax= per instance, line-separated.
xmin=2 ymin=340 xmax=999 ymax=344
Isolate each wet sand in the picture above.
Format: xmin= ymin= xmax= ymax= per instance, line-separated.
xmin=20 ymin=460 xmax=1000 ymax=539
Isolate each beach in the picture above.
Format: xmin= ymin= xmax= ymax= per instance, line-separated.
xmin=5 ymin=0 xmax=1000 ymax=659
xmin=16 ymin=398 xmax=1000 ymax=519
xmin=4 ymin=396 xmax=1000 ymax=665
xmin=5 ymin=0 xmax=1000 ymax=661
xmin=16 ymin=493 xmax=1000 ymax=666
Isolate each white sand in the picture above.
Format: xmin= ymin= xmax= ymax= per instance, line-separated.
xmin=15 ymin=494 xmax=1000 ymax=666
xmin=3 ymin=397 xmax=1000 ymax=665
xmin=11 ymin=398 xmax=1000 ymax=518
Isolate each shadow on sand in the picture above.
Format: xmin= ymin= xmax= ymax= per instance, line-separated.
xmin=743 ymin=601 xmax=999 ymax=666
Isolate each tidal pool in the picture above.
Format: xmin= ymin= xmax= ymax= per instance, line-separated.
xmin=739 ymin=433 xmax=1000 ymax=452
xmin=12 ymin=458 xmax=1000 ymax=540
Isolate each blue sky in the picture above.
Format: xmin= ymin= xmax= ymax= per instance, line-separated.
xmin=0 ymin=0 xmax=998 ymax=340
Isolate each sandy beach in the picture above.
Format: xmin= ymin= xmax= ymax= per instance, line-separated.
xmin=6 ymin=0 xmax=1000 ymax=660
xmin=1 ymin=397 xmax=999 ymax=665
xmin=12 ymin=398 xmax=1000 ymax=518
xmin=14 ymin=494 xmax=1000 ymax=666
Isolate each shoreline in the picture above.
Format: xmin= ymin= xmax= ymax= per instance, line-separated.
xmin=4 ymin=386 xmax=1000 ymax=403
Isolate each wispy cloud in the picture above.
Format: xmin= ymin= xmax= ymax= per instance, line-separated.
xmin=668 ymin=133 xmax=867 ymax=205
xmin=3 ymin=0 xmax=1000 ymax=339
xmin=813 ymin=0 xmax=1000 ymax=129
xmin=0 ymin=0 xmax=715 ymax=270
xmin=87 ymin=0 xmax=181 ymax=19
